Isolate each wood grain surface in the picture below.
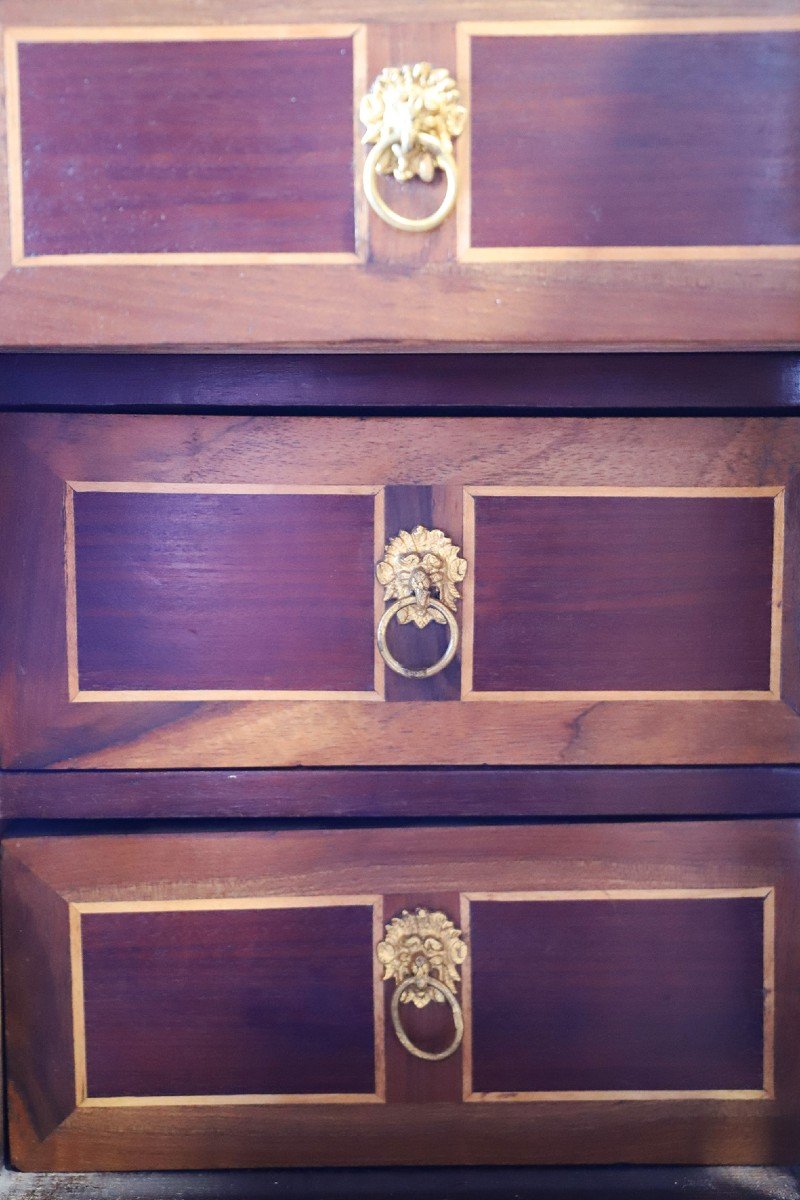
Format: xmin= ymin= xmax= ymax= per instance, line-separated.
xmin=5 ymin=766 xmax=800 ymax=820
xmin=470 ymin=493 xmax=776 ymax=694
xmin=466 ymin=27 xmax=800 ymax=252
xmin=468 ymin=893 xmax=767 ymax=1096
xmin=5 ymin=821 xmax=800 ymax=1169
xmin=79 ymin=903 xmax=379 ymax=1101
xmin=2 ymin=414 xmax=799 ymax=771
xmin=0 ymin=4 xmax=797 ymax=347
xmin=14 ymin=33 xmax=358 ymax=260
xmin=70 ymin=488 xmax=378 ymax=696
xmin=1 ymin=352 xmax=798 ymax=412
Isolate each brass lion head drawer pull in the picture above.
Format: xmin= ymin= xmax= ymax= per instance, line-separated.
xmin=377 ymin=908 xmax=467 ymax=1062
xmin=376 ymin=525 xmax=467 ymax=679
xmin=359 ymin=63 xmax=466 ymax=233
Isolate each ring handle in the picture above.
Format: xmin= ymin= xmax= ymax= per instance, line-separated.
xmin=391 ymin=976 xmax=464 ymax=1062
xmin=377 ymin=596 xmax=459 ymax=679
xmin=363 ymin=132 xmax=458 ymax=233
xmin=359 ymin=63 xmax=466 ymax=235
xmin=378 ymin=907 xmax=467 ymax=1064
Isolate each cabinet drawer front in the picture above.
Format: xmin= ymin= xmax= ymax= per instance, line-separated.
xmin=2 ymin=413 xmax=799 ymax=772
xmin=0 ymin=5 xmax=797 ymax=348
xmin=5 ymin=821 xmax=799 ymax=1169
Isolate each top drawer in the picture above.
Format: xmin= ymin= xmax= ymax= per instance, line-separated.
xmin=0 ymin=3 xmax=798 ymax=349
xmin=1 ymin=413 xmax=798 ymax=769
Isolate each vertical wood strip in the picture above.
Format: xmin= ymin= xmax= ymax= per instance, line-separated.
xmin=63 ymin=483 xmax=79 ymax=701
xmin=381 ymin=486 xmax=460 ymax=701
xmin=454 ymin=21 xmax=472 ymax=263
xmin=459 ymin=489 xmax=476 ymax=698
xmin=4 ymin=32 xmax=24 ymax=265
xmin=771 ymin=490 xmax=786 ymax=697
xmin=363 ymin=24 xmax=459 ymax=267
xmin=778 ymin=474 xmax=800 ymax=715
xmin=372 ymin=899 xmax=387 ymax=1101
xmin=372 ymin=487 xmax=386 ymax=699
xmin=69 ymin=904 xmax=87 ymax=1107
xmin=352 ymin=23 xmax=369 ymax=263
xmin=762 ymin=888 xmax=776 ymax=1098
xmin=459 ymin=891 xmax=473 ymax=1102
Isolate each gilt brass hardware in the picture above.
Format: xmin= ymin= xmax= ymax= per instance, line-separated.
xmin=376 ymin=525 xmax=467 ymax=679
xmin=377 ymin=908 xmax=467 ymax=1062
xmin=359 ymin=63 xmax=466 ymax=233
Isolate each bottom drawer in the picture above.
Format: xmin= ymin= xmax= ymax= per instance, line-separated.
xmin=4 ymin=821 xmax=799 ymax=1170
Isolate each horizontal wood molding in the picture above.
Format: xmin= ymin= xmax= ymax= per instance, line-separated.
xmin=4 ymin=766 xmax=800 ymax=820
xmin=2 ymin=353 xmax=799 ymax=413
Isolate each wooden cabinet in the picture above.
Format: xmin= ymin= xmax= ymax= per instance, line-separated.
xmin=2 ymin=412 xmax=799 ymax=774
xmin=6 ymin=820 xmax=799 ymax=1170
xmin=0 ymin=2 xmax=797 ymax=349
xmin=0 ymin=0 xmax=797 ymax=1183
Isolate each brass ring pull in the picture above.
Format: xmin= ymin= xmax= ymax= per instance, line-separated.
xmin=359 ymin=63 xmax=466 ymax=235
xmin=375 ymin=526 xmax=467 ymax=681
xmin=363 ymin=133 xmax=458 ymax=234
xmin=391 ymin=976 xmax=464 ymax=1062
xmin=376 ymin=595 xmax=458 ymax=679
xmin=377 ymin=907 xmax=468 ymax=1064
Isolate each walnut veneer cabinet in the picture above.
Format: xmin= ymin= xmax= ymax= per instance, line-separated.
xmin=1 ymin=0 xmax=800 ymax=1180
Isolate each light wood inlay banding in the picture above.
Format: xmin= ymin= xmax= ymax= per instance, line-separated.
xmin=64 ymin=482 xmax=385 ymax=702
xmin=69 ymin=895 xmax=385 ymax=1109
xmin=461 ymin=888 xmax=775 ymax=1103
xmin=461 ymin=486 xmax=784 ymax=702
xmin=5 ymin=24 xmax=367 ymax=266
xmin=456 ymin=18 xmax=800 ymax=263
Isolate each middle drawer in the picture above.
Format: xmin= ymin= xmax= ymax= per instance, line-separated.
xmin=1 ymin=413 xmax=797 ymax=769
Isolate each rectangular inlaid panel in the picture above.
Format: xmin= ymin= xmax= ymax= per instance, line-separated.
xmin=467 ymin=492 xmax=778 ymax=696
xmin=466 ymin=892 xmax=772 ymax=1100
xmin=75 ymin=901 xmax=380 ymax=1103
xmin=69 ymin=486 xmax=380 ymax=697
xmin=9 ymin=28 xmax=360 ymax=262
xmin=464 ymin=23 xmax=800 ymax=256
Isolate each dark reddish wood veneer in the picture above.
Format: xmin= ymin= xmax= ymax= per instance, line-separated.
xmin=5 ymin=822 xmax=800 ymax=1170
xmin=473 ymin=495 xmax=775 ymax=692
xmin=470 ymin=32 xmax=800 ymax=248
xmin=4 ymin=766 xmax=800 ymax=820
xmin=18 ymin=38 xmax=356 ymax=256
xmin=2 ymin=353 xmax=798 ymax=412
xmin=470 ymin=897 xmax=765 ymax=1094
xmin=81 ymin=905 xmax=376 ymax=1098
xmin=73 ymin=490 xmax=375 ymax=692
